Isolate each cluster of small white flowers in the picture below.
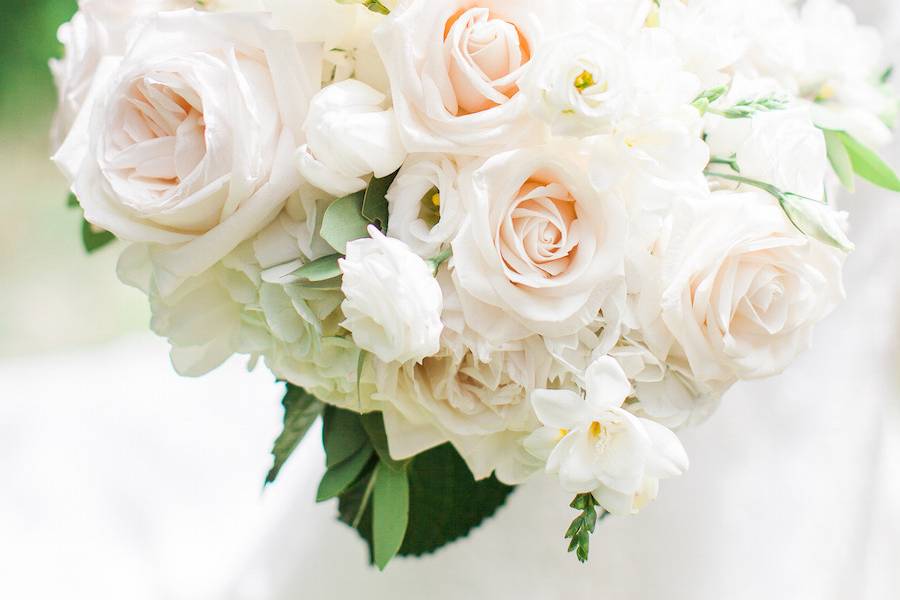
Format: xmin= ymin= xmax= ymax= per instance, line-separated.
xmin=52 ymin=0 xmax=897 ymax=517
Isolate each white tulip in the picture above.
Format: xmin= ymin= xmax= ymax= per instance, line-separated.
xmin=297 ymin=79 xmax=406 ymax=197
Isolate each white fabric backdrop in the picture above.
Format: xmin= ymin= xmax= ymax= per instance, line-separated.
xmin=2 ymin=1 xmax=900 ymax=598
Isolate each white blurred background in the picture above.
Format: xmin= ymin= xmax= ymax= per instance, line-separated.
xmin=1 ymin=1 xmax=899 ymax=599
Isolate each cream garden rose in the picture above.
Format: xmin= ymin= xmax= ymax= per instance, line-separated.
xmin=373 ymin=0 xmax=578 ymax=155
xmin=54 ymin=10 xmax=321 ymax=296
xmin=451 ymin=145 xmax=627 ymax=344
xmin=660 ymin=191 xmax=846 ymax=383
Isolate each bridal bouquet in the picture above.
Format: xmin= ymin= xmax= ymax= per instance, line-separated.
xmin=52 ymin=0 xmax=899 ymax=567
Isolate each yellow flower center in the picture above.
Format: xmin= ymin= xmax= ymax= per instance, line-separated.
xmin=588 ymin=421 xmax=604 ymax=438
xmin=431 ymin=192 xmax=441 ymax=208
xmin=816 ymin=82 xmax=836 ymax=102
xmin=574 ymin=70 xmax=595 ymax=93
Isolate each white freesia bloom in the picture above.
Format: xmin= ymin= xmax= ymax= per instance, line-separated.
xmin=53 ymin=10 xmax=321 ymax=297
xmin=660 ymin=191 xmax=846 ymax=383
xmin=451 ymin=145 xmax=627 ymax=344
xmin=297 ymin=79 xmax=406 ymax=197
xmin=340 ymin=226 xmax=443 ymax=364
xmin=373 ymin=0 xmax=578 ymax=155
xmin=521 ymin=31 xmax=632 ymax=137
xmin=385 ymin=154 xmax=466 ymax=258
xmin=525 ymin=356 xmax=688 ymax=515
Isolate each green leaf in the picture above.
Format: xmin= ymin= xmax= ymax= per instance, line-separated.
xmin=290 ymin=253 xmax=343 ymax=282
xmin=833 ymin=129 xmax=900 ymax=192
xmin=265 ymin=385 xmax=324 ymax=485
xmin=81 ymin=219 xmax=116 ymax=253
xmin=322 ymin=405 xmax=370 ymax=469
xmin=317 ymin=445 xmax=375 ymax=502
xmin=337 ymin=438 xmax=515 ymax=562
xmin=564 ymin=494 xmax=608 ymax=564
xmin=362 ymin=170 xmax=399 ymax=232
xmin=356 ymin=350 xmax=368 ymax=409
xmin=823 ymin=129 xmax=855 ymax=192
xmin=66 ymin=193 xmax=79 ymax=208
xmin=359 ymin=412 xmax=404 ymax=471
xmin=372 ymin=461 xmax=410 ymax=570
xmin=320 ymin=191 xmax=371 ymax=254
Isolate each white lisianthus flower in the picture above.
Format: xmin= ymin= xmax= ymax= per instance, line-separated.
xmin=373 ymin=0 xmax=578 ymax=155
xmin=521 ymin=31 xmax=632 ymax=137
xmin=660 ymin=191 xmax=846 ymax=383
xmin=451 ymin=145 xmax=627 ymax=344
xmin=297 ymin=79 xmax=406 ymax=197
xmin=385 ymin=154 xmax=466 ymax=258
xmin=706 ymin=106 xmax=828 ymax=201
xmin=53 ymin=10 xmax=322 ymax=297
xmin=340 ymin=226 xmax=443 ymax=364
xmin=525 ymin=356 xmax=689 ymax=515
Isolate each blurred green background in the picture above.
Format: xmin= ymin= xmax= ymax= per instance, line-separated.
xmin=0 ymin=1 xmax=149 ymax=358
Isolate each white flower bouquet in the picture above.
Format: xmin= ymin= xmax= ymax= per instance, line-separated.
xmin=51 ymin=0 xmax=900 ymax=567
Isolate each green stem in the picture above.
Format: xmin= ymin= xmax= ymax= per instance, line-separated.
xmin=353 ymin=468 xmax=378 ymax=529
xmin=428 ymin=247 xmax=453 ymax=275
xmin=708 ymin=155 xmax=741 ymax=173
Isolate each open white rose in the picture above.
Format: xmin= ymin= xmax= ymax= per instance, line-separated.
xmin=297 ymin=79 xmax=406 ymax=197
xmin=660 ymin=190 xmax=846 ymax=383
xmin=451 ymin=145 xmax=627 ymax=344
xmin=53 ymin=10 xmax=321 ymax=297
xmin=373 ymin=0 xmax=577 ymax=155
xmin=524 ymin=356 xmax=689 ymax=515
xmin=340 ymin=226 xmax=444 ymax=364
xmin=50 ymin=1 xmax=196 ymax=149
xmin=521 ymin=31 xmax=632 ymax=137
xmin=385 ymin=154 xmax=466 ymax=258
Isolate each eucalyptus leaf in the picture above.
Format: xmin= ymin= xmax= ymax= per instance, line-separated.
xmin=265 ymin=385 xmax=324 ymax=485
xmin=320 ymin=191 xmax=371 ymax=254
xmin=290 ymin=253 xmax=343 ymax=282
xmin=81 ymin=219 xmax=116 ymax=253
xmin=362 ymin=170 xmax=399 ymax=232
xmin=317 ymin=445 xmax=375 ymax=502
xmin=322 ymin=405 xmax=370 ymax=469
xmin=823 ymin=129 xmax=855 ymax=192
xmin=372 ymin=461 xmax=410 ymax=570
xmin=834 ymin=129 xmax=900 ymax=192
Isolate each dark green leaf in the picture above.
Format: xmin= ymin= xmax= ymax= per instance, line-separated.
xmin=265 ymin=384 xmax=324 ymax=485
xmin=81 ymin=219 xmax=115 ymax=253
xmin=359 ymin=412 xmax=404 ymax=471
xmin=322 ymin=405 xmax=369 ymax=469
xmin=337 ymin=438 xmax=515 ymax=562
xmin=372 ymin=461 xmax=410 ymax=570
xmin=67 ymin=193 xmax=79 ymax=208
xmin=317 ymin=445 xmax=375 ymax=502
xmin=361 ymin=170 xmax=399 ymax=232
xmin=320 ymin=191 xmax=370 ymax=254
xmin=290 ymin=254 xmax=343 ymax=282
